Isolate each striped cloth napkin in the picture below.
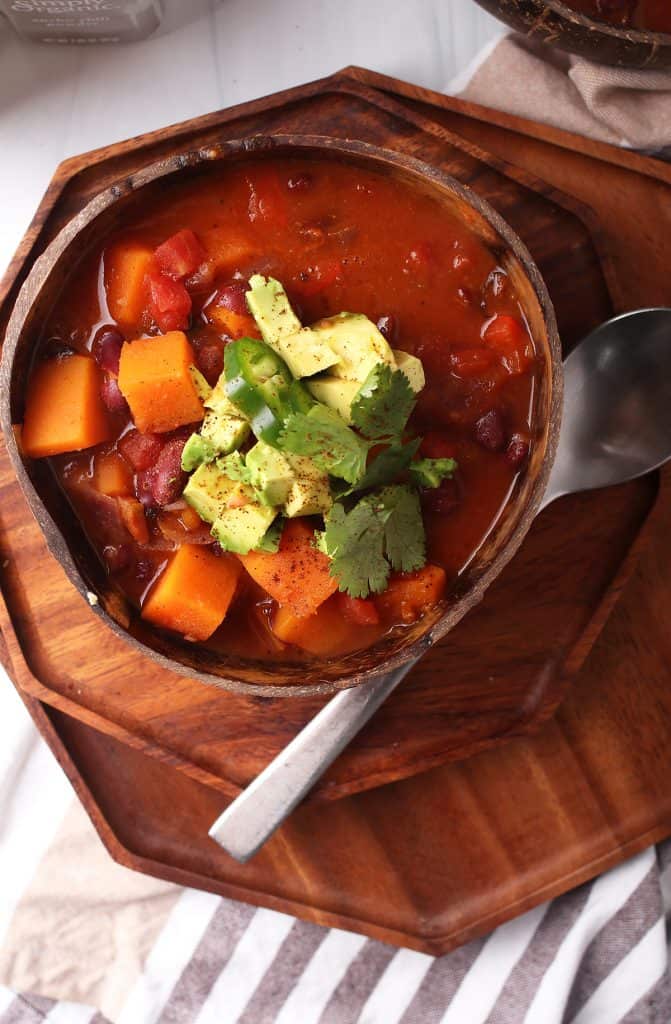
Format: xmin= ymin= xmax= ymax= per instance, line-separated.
xmin=3 ymin=35 xmax=671 ymax=1024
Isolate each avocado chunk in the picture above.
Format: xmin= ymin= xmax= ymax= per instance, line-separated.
xmin=205 ymin=374 xmax=246 ymax=419
xmin=188 ymin=365 xmax=213 ymax=402
xmin=184 ymin=462 xmax=277 ymax=554
xmin=245 ymin=441 xmax=295 ymax=507
xmin=283 ymin=454 xmax=333 ymax=518
xmin=216 ymin=450 xmax=251 ymax=483
xmin=246 ymin=275 xmax=339 ymax=379
xmin=309 ymin=313 xmax=395 ymax=382
xmin=393 ymin=350 xmax=425 ymax=393
xmin=200 ymin=409 xmax=250 ymax=455
xmin=183 ymin=463 xmax=237 ymax=524
xmin=181 ymin=432 xmax=217 ymax=472
xmin=211 ymin=497 xmax=278 ymax=555
xmin=306 ymin=376 xmax=361 ymax=424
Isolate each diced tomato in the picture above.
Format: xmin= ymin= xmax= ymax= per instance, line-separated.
xmin=449 ymin=347 xmax=497 ymax=377
xmin=154 ymin=229 xmax=206 ymax=281
xmin=483 ymin=315 xmax=534 ymax=376
xmin=293 ymin=259 xmax=343 ymax=297
xmin=146 ymin=271 xmax=192 ymax=332
xmin=375 ymin=565 xmax=447 ymax=624
xmin=118 ymin=428 xmax=164 ymax=471
xmin=247 ymin=169 xmax=288 ymax=227
xmin=336 ymin=592 xmax=381 ymax=627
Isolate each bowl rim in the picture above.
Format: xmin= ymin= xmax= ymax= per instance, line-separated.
xmin=546 ymin=0 xmax=671 ymax=43
xmin=0 ymin=132 xmax=563 ymax=697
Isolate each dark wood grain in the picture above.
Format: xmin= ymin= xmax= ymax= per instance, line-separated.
xmin=0 ymin=70 xmax=645 ymax=803
xmin=0 ymin=68 xmax=670 ymax=955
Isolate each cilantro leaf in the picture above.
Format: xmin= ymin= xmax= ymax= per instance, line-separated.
xmin=409 ymin=457 xmax=457 ymax=489
xmin=379 ymin=485 xmax=426 ymax=573
xmin=278 ymin=406 xmax=369 ymax=484
xmin=350 ymin=364 xmax=417 ymax=440
xmin=322 ymin=497 xmax=391 ymax=598
xmin=346 ymin=437 xmax=422 ymax=495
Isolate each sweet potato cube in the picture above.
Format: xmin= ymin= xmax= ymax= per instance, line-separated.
xmin=205 ymin=304 xmax=260 ymax=340
xmin=94 ymin=452 xmax=133 ymax=497
xmin=272 ymin=599 xmax=353 ymax=655
xmin=118 ymin=331 xmax=204 ymax=434
xmin=104 ymin=241 xmax=155 ymax=329
xmin=238 ymin=520 xmax=338 ymax=618
xmin=374 ymin=565 xmax=447 ymax=624
xmin=142 ymin=544 xmax=241 ymax=641
xmin=22 ymin=355 xmax=111 ymax=458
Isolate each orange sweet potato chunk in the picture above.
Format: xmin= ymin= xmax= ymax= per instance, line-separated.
xmin=272 ymin=599 xmax=354 ymax=655
xmin=374 ymin=564 xmax=447 ymax=624
xmin=205 ymin=305 xmax=261 ymax=340
xmin=22 ymin=355 xmax=111 ymax=458
xmin=94 ymin=452 xmax=133 ymax=497
xmin=104 ymin=241 xmax=155 ymax=329
xmin=118 ymin=497 xmax=149 ymax=544
xmin=142 ymin=544 xmax=241 ymax=641
xmin=118 ymin=331 xmax=204 ymax=434
xmin=238 ymin=520 xmax=338 ymax=618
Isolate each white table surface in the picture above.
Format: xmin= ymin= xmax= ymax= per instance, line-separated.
xmin=0 ymin=0 xmax=503 ymax=280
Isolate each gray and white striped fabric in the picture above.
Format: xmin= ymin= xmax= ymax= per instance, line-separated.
xmin=0 ymin=842 xmax=670 ymax=1023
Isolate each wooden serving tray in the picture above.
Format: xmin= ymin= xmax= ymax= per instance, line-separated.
xmin=0 ymin=68 xmax=653 ymax=806
xmin=2 ymin=68 xmax=671 ymax=955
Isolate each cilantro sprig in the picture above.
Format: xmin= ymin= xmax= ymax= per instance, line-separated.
xmin=278 ymin=406 xmax=369 ymax=484
xmin=320 ymin=484 xmax=426 ymax=598
xmin=350 ymin=364 xmax=416 ymax=439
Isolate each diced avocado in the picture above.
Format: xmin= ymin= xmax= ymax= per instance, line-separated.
xmin=183 ymin=463 xmax=237 ymax=524
xmin=246 ymin=274 xmax=302 ymax=345
xmin=307 ymin=376 xmax=361 ymax=424
xmin=216 ymin=450 xmax=251 ymax=483
xmin=309 ymin=313 xmax=395 ymax=382
xmin=246 ymin=441 xmax=295 ymax=507
xmin=283 ymin=454 xmax=333 ymax=518
xmin=205 ymin=374 xmax=246 ymax=419
xmin=393 ymin=350 xmax=425 ymax=394
xmin=255 ymin=517 xmax=284 ymax=553
xmin=200 ymin=409 xmax=250 ymax=455
xmin=181 ymin=432 xmax=216 ymax=472
xmin=212 ymin=499 xmax=278 ymax=555
xmin=246 ymin=275 xmax=339 ymax=379
xmin=274 ymin=327 xmax=340 ymax=379
xmin=188 ymin=365 xmax=213 ymax=402
xmin=185 ymin=461 xmax=278 ymax=554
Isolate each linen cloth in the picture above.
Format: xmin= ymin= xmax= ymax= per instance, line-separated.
xmin=2 ymin=31 xmax=671 ymax=1024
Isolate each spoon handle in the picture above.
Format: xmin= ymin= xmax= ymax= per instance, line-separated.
xmin=209 ymin=660 xmax=415 ymax=862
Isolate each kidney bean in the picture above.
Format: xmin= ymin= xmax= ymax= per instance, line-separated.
xmin=92 ymin=327 xmax=124 ymax=375
xmin=144 ymin=436 xmax=188 ymax=508
xmin=474 ymin=409 xmax=506 ymax=452
xmin=119 ymin=429 xmax=165 ymax=471
xmin=214 ymin=281 xmax=249 ymax=316
xmin=100 ymin=373 xmax=129 ymax=414
xmin=196 ymin=342 xmax=225 ymax=386
xmin=421 ymin=478 xmax=461 ymax=516
xmin=376 ymin=314 xmax=398 ymax=344
xmin=506 ymin=433 xmax=531 ymax=469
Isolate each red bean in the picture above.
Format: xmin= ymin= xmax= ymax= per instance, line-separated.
xmin=92 ymin=327 xmax=124 ymax=375
xmin=376 ymin=314 xmax=398 ymax=344
xmin=100 ymin=373 xmax=129 ymax=414
xmin=215 ymin=281 xmax=249 ymax=316
xmin=506 ymin=433 xmax=530 ymax=469
xmin=474 ymin=409 xmax=506 ymax=452
xmin=196 ymin=343 xmax=225 ymax=386
xmin=421 ymin=478 xmax=461 ymax=516
xmin=145 ymin=437 xmax=188 ymax=507
xmin=119 ymin=429 xmax=164 ymax=471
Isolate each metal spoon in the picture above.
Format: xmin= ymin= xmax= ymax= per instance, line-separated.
xmin=210 ymin=308 xmax=671 ymax=862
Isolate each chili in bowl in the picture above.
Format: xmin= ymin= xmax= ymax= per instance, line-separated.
xmin=0 ymin=135 xmax=561 ymax=696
